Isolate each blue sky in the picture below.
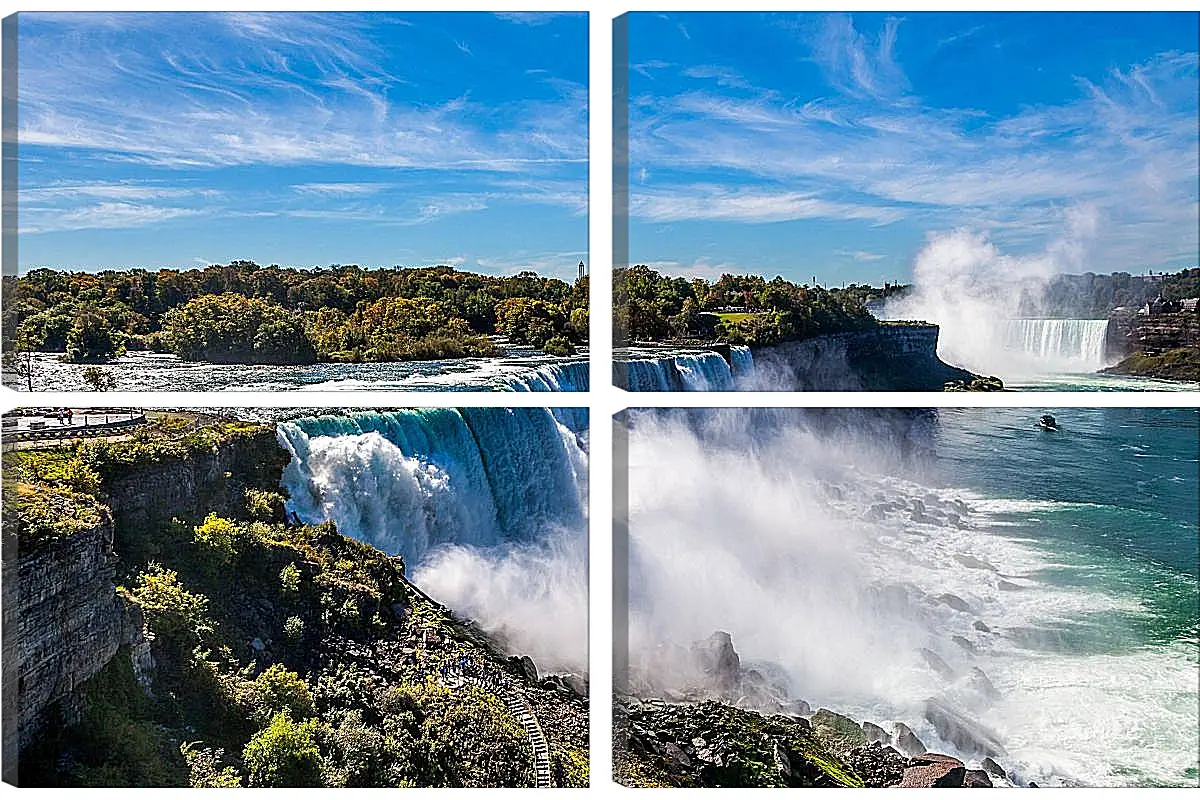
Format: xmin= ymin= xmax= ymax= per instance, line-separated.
xmin=627 ymin=12 xmax=1199 ymax=285
xmin=17 ymin=12 xmax=587 ymax=279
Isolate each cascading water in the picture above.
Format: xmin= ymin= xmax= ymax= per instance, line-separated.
xmin=615 ymin=350 xmax=749 ymax=391
xmin=729 ymin=345 xmax=755 ymax=383
xmin=277 ymin=408 xmax=589 ymax=674
xmin=998 ymin=319 xmax=1110 ymax=372
xmin=624 ymin=408 xmax=1198 ymax=787
xmin=502 ymin=361 xmax=591 ymax=392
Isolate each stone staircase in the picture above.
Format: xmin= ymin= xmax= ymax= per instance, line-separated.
xmin=444 ymin=667 xmax=552 ymax=788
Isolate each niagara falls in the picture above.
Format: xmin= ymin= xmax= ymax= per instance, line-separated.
xmin=617 ymin=407 xmax=1199 ymax=788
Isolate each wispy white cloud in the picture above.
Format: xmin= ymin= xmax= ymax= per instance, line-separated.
xmin=631 ymin=15 xmax=1199 ymax=270
xmin=834 ymin=249 xmax=886 ymax=262
xmin=632 ymin=186 xmax=903 ymax=225
xmin=20 ymin=201 xmax=201 ymax=234
xmin=291 ymin=182 xmax=391 ymax=196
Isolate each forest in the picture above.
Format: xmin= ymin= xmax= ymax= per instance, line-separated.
xmin=613 ymin=265 xmax=885 ymax=346
xmin=2 ymin=262 xmax=589 ymax=365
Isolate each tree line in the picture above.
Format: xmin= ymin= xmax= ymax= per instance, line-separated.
xmin=613 ymin=265 xmax=885 ymax=346
xmin=2 ymin=261 xmax=589 ymax=365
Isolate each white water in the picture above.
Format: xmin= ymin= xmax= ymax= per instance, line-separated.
xmin=624 ymin=410 xmax=1197 ymax=787
xmin=997 ymin=319 xmax=1110 ymax=372
xmin=616 ymin=349 xmax=746 ymax=391
xmin=277 ymin=408 xmax=589 ymax=674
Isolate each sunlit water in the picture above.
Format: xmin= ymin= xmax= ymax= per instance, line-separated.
xmin=626 ymin=408 xmax=1199 ymax=786
xmin=12 ymin=348 xmax=589 ymax=392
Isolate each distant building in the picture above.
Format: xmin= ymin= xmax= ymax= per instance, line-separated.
xmin=1182 ymin=297 xmax=1199 ymax=312
xmin=577 ymin=260 xmax=587 ymax=280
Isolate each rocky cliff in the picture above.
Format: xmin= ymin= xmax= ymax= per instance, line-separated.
xmin=1103 ymin=312 xmax=1200 ymax=381
xmin=750 ymin=324 xmax=981 ymax=391
xmin=102 ymin=427 xmax=288 ymax=539
xmin=1105 ymin=311 xmax=1200 ymax=358
xmin=1 ymin=495 xmax=143 ymax=783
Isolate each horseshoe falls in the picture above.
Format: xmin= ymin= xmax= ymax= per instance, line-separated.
xmin=277 ymin=407 xmax=588 ymax=674
xmin=999 ymin=319 xmax=1111 ymax=371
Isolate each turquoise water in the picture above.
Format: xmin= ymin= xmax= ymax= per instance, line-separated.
xmin=626 ymin=407 xmax=1199 ymax=786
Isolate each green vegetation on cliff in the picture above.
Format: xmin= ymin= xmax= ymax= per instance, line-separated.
xmin=1104 ymin=348 xmax=1200 ymax=382
xmin=6 ymin=417 xmax=587 ymax=787
xmin=4 ymin=262 xmax=588 ymax=364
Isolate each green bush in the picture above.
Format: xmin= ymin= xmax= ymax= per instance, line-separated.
xmin=180 ymin=742 xmax=242 ymax=787
xmin=253 ymin=664 xmax=316 ymax=723
xmin=280 ymin=562 xmax=302 ymax=595
xmin=125 ymin=564 xmax=213 ymax=645
xmin=193 ymin=513 xmax=238 ymax=561
xmin=242 ymin=712 xmax=325 ymax=787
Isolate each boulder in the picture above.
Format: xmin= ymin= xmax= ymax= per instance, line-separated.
xmin=692 ymin=631 xmax=741 ymax=694
xmin=937 ymin=593 xmax=973 ymax=613
xmin=862 ymin=721 xmax=890 ymax=744
xmin=965 ymin=668 xmax=1001 ymax=703
xmin=964 ymin=768 xmax=993 ymax=787
xmin=811 ymin=708 xmax=868 ymax=754
xmin=973 ymin=621 xmax=992 ymax=633
xmin=923 ymin=698 xmax=1007 ymax=758
xmin=955 ymin=554 xmax=998 ymax=572
xmin=951 ymin=635 xmax=977 ymax=654
xmin=782 ymin=698 xmax=811 ymax=717
xmin=899 ymin=753 xmax=965 ymax=788
xmin=981 ymin=757 xmax=1007 ymax=779
xmin=846 ymin=741 xmax=907 ymax=787
xmin=662 ymin=742 xmax=691 ymax=770
xmin=892 ymin=722 xmax=927 ymax=758
xmin=921 ymin=648 xmax=956 ymax=679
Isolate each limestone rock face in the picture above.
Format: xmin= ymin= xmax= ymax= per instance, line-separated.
xmin=751 ymin=325 xmax=979 ymax=391
xmin=1106 ymin=311 xmax=1200 ymax=359
xmin=3 ymin=507 xmax=134 ymax=777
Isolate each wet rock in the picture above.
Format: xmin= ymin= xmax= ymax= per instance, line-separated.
xmin=692 ymin=630 xmax=741 ymax=693
xmin=846 ymin=741 xmax=907 ymax=787
xmin=952 ymin=635 xmax=977 ymax=654
xmin=998 ymin=580 xmax=1023 ymax=591
xmin=811 ymin=708 xmax=868 ymax=754
xmin=773 ymin=741 xmax=792 ymax=778
xmin=862 ymin=721 xmax=890 ymax=744
xmin=251 ymin=637 xmax=266 ymax=652
xmin=964 ymin=769 xmax=994 ymax=787
xmin=509 ymin=654 xmax=539 ymax=683
xmin=937 ymin=593 xmax=973 ymax=613
xmin=923 ymin=698 xmax=1007 ymax=758
xmin=973 ymin=621 xmax=992 ymax=633
xmin=899 ymin=753 xmax=965 ymax=788
xmin=564 ymin=672 xmax=589 ymax=697
xmin=965 ymin=667 xmax=1001 ymax=703
xmin=782 ymin=698 xmax=811 ymax=716
xmin=921 ymin=648 xmax=956 ymax=679
xmin=982 ymin=757 xmax=1007 ymax=779
xmin=892 ymin=723 xmax=927 ymax=758
xmin=662 ymin=742 xmax=691 ymax=769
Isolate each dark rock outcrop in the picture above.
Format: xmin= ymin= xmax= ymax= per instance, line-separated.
xmin=692 ymin=630 xmax=741 ymax=694
xmin=899 ymin=753 xmax=966 ymax=788
xmin=892 ymin=722 xmax=927 ymax=758
xmin=750 ymin=324 xmax=982 ymax=391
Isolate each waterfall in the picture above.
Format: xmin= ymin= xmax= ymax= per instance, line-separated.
xmin=502 ymin=360 xmax=590 ymax=392
xmin=729 ymin=346 xmax=755 ymax=383
xmin=276 ymin=407 xmax=589 ymax=673
xmin=998 ymin=319 xmax=1110 ymax=371
xmin=615 ymin=351 xmax=741 ymax=391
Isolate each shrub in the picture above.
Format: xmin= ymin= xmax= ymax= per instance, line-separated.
xmin=252 ymin=664 xmax=315 ymax=723
xmin=125 ymin=564 xmax=212 ymax=644
xmin=242 ymin=712 xmax=324 ymax=787
xmin=180 ymin=742 xmax=242 ymax=788
xmin=246 ymin=489 xmax=286 ymax=522
xmin=542 ymin=335 xmax=575 ymax=356
xmin=193 ymin=513 xmax=238 ymax=561
xmin=280 ymin=563 xmax=302 ymax=595
xmin=284 ymin=615 xmax=305 ymax=644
